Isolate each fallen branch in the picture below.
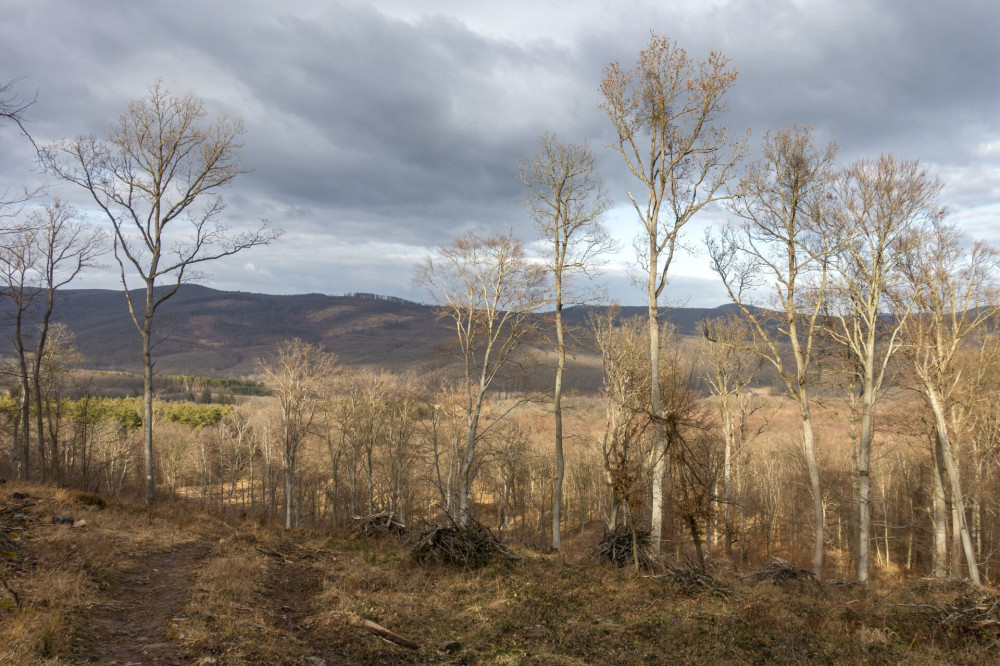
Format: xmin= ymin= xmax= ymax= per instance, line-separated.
xmin=0 ymin=502 xmax=35 ymax=516
xmin=360 ymin=619 xmax=419 ymax=650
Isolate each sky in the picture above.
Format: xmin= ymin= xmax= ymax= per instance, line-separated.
xmin=3 ymin=0 xmax=999 ymax=307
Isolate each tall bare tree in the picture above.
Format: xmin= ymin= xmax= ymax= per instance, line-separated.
xmin=258 ymin=339 xmax=336 ymax=529
xmin=29 ymin=200 xmax=105 ymax=479
xmin=899 ymin=220 xmax=999 ymax=584
xmin=600 ymin=34 xmax=747 ymax=552
xmin=825 ymin=155 xmax=943 ymax=584
xmin=518 ymin=133 xmax=613 ymax=551
xmin=44 ymin=80 xmax=281 ymax=502
xmin=708 ymin=125 xmax=838 ymax=578
xmin=414 ymin=231 xmax=546 ymax=526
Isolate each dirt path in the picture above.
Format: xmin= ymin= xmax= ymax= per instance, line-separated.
xmin=260 ymin=553 xmax=423 ymax=665
xmin=263 ymin=556 xmax=324 ymax=638
xmin=70 ymin=541 xmax=213 ymax=665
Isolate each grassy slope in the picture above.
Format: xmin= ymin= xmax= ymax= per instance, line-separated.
xmin=2 ymin=482 xmax=998 ymax=665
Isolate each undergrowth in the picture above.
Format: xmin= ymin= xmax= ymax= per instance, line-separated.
xmin=2 ymin=482 xmax=1000 ymax=664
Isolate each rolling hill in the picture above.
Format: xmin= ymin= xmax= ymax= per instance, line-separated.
xmin=0 ymin=284 xmax=744 ymax=380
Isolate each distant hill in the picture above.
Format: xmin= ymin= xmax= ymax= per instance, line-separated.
xmin=0 ymin=285 xmax=746 ymax=379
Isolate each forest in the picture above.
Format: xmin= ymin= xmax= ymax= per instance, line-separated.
xmin=1 ymin=32 xmax=998 ymax=597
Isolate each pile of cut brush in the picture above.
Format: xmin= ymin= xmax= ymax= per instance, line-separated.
xmin=745 ymin=557 xmax=818 ymax=584
xmin=912 ymin=588 xmax=1000 ymax=635
xmin=352 ymin=511 xmax=407 ymax=539
xmin=941 ymin=591 xmax=1000 ymax=633
xmin=591 ymin=524 xmax=654 ymax=570
xmin=412 ymin=516 xmax=517 ymax=570
xmin=661 ymin=562 xmax=731 ymax=598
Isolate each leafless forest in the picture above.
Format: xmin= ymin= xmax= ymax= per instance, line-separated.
xmin=3 ymin=33 xmax=1000 ymax=592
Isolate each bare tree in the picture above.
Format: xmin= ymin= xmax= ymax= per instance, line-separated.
xmin=0 ymin=222 xmax=40 ymax=479
xmin=708 ymin=125 xmax=838 ymax=578
xmin=44 ymin=80 xmax=281 ymax=503
xmin=600 ymin=34 xmax=747 ymax=552
xmin=899 ymin=220 xmax=999 ymax=584
xmin=28 ymin=200 xmax=105 ymax=479
xmin=258 ymin=339 xmax=336 ymax=529
xmin=414 ymin=231 xmax=546 ymax=526
xmin=35 ymin=323 xmax=83 ymax=481
xmin=700 ymin=315 xmax=765 ymax=559
xmin=592 ymin=311 xmax=651 ymax=531
xmin=518 ymin=133 xmax=613 ymax=551
xmin=825 ymin=155 xmax=943 ymax=584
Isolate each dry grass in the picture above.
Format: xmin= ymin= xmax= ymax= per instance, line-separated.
xmin=4 ymin=481 xmax=1000 ymax=664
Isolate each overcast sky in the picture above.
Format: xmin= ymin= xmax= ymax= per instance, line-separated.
xmin=3 ymin=0 xmax=999 ymax=307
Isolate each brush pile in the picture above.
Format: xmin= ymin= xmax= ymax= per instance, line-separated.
xmin=412 ymin=516 xmax=517 ymax=570
xmin=940 ymin=591 xmax=1000 ymax=633
xmin=905 ymin=588 xmax=1000 ymax=635
xmin=663 ymin=562 xmax=731 ymax=598
xmin=351 ymin=511 xmax=407 ymax=539
xmin=591 ymin=524 xmax=654 ymax=570
xmin=746 ymin=557 xmax=817 ymax=583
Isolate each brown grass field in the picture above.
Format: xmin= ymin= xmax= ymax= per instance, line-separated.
xmin=2 ymin=482 xmax=1000 ymax=665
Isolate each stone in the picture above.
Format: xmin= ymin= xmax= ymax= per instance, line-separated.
xmin=439 ymin=640 xmax=461 ymax=653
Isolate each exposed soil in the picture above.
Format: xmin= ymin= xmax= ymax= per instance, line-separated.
xmin=70 ymin=541 xmax=214 ymax=665
xmin=258 ymin=547 xmax=423 ymax=665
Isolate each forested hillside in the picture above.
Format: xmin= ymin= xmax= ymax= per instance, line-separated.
xmin=0 ymin=284 xmax=738 ymax=379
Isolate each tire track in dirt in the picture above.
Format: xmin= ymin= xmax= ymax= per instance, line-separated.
xmin=70 ymin=540 xmax=213 ymax=665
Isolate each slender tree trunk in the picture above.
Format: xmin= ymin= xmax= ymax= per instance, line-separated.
xmin=457 ymin=393 xmax=483 ymax=527
xmin=799 ymin=394 xmax=824 ymax=579
xmin=648 ymin=283 xmax=666 ymax=554
xmin=856 ymin=371 xmax=875 ymax=584
xmin=951 ymin=503 xmax=963 ymax=579
xmin=926 ymin=384 xmax=980 ymax=584
xmin=16 ymin=350 xmax=30 ymax=481
xmin=285 ymin=455 xmax=295 ymax=529
xmin=931 ymin=434 xmax=950 ymax=577
xmin=32 ymin=292 xmax=55 ymax=481
xmin=552 ymin=291 xmax=565 ymax=551
xmin=142 ymin=290 xmax=156 ymax=504
xmin=722 ymin=403 xmax=734 ymax=559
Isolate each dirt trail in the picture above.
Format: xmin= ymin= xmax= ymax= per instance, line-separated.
xmin=70 ymin=540 xmax=213 ymax=665
xmin=260 ymin=552 xmax=422 ymax=665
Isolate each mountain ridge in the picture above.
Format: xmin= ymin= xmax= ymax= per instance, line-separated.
xmin=1 ymin=285 xmax=743 ymax=377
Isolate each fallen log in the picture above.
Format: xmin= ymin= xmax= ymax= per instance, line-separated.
xmin=360 ymin=619 xmax=419 ymax=650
